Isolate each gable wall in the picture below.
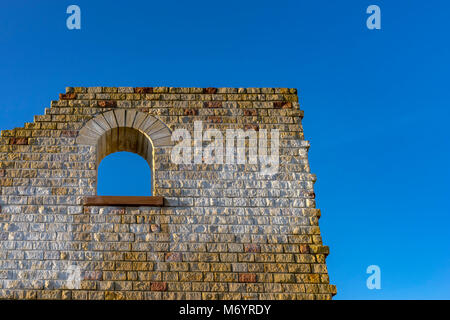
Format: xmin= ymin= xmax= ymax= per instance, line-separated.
xmin=0 ymin=87 xmax=336 ymax=300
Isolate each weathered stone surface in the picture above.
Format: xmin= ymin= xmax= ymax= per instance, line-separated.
xmin=239 ymin=273 xmax=257 ymax=283
xmin=0 ymin=87 xmax=335 ymax=300
xmin=59 ymin=93 xmax=76 ymax=100
xmin=9 ymin=137 xmax=28 ymax=145
xmin=204 ymin=101 xmax=222 ymax=108
xmin=134 ymin=87 xmax=153 ymax=94
xmin=97 ymin=100 xmax=117 ymax=108
xmin=203 ymin=87 xmax=218 ymax=94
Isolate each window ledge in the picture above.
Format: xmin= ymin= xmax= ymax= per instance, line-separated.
xmin=83 ymin=196 xmax=164 ymax=207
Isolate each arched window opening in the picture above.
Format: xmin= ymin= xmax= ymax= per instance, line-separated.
xmin=77 ymin=110 xmax=173 ymax=206
xmin=97 ymin=151 xmax=152 ymax=196
xmin=95 ymin=127 xmax=155 ymax=195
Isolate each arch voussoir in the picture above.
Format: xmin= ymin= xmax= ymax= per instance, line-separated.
xmin=125 ymin=110 xmax=138 ymax=128
xmin=113 ymin=109 xmax=126 ymax=127
xmin=84 ymin=120 xmax=106 ymax=136
xmin=152 ymin=135 xmax=173 ymax=147
xmin=136 ymin=116 xmax=157 ymax=132
xmin=76 ymin=109 xmax=173 ymax=149
xmin=102 ymin=110 xmax=118 ymax=129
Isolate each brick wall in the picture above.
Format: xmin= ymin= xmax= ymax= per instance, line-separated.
xmin=0 ymin=87 xmax=336 ymax=300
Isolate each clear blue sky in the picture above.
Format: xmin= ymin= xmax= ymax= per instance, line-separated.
xmin=0 ymin=0 xmax=449 ymax=299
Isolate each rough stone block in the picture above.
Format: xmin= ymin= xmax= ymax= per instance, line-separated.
xmin=239 ymin=273 xmax=257 ymax=283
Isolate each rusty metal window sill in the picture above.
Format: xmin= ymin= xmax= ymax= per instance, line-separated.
xmin=83 ymin=196 xmax=164 ymax=207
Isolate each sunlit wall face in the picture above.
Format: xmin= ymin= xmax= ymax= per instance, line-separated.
xmin=0 ymin=1 xmax=449 ymax=300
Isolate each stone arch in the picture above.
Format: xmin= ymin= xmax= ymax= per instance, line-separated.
xmin=76 ymin=109 xmax=173 ymax=194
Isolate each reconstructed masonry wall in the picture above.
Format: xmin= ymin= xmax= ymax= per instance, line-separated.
xmin=0 ymin=87 xmax=336 ymax=300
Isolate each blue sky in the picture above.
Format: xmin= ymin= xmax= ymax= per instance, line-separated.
xmin=0 ymin=0 xmax=449 ymax=299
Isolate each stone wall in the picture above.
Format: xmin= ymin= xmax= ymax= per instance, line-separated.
xmin=0 ymin=87 xmax=336 ymax=300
